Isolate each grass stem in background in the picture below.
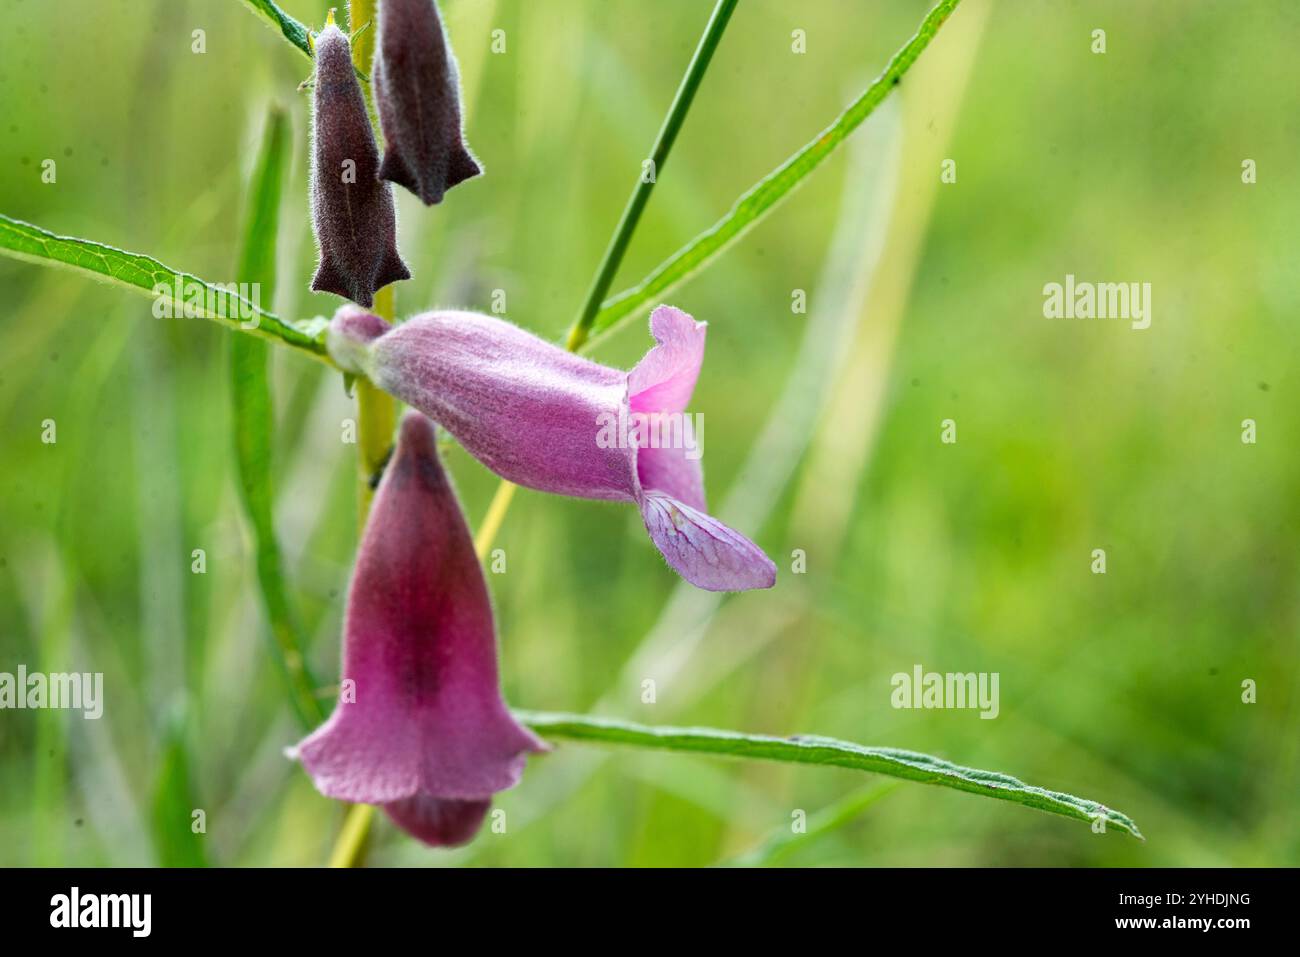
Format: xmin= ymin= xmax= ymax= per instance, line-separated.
xmin=726 ymin=782 xmax=902 ymax=866
xmin=586 ymin=0 xmax=963 ymax=348
xmin=231 ymin=107 xmax=325 ymax=729
xmin=474 ymin=481 xmax=518 ymax=560
xmin=566 ymin=0 xmax=739 ymax=352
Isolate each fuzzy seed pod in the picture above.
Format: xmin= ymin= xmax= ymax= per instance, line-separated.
xmin=310 ymin=23 xmax=410 ymax=307
xmin=374 ymin=0 xmax=482 ymax=205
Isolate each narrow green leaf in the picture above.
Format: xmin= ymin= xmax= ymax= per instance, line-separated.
xmin=0 ymin=214 xmax=331 ymax=362
xmin=236 ymin=110 xmax=290 ymax=305
xmin=516 ymin=711 xmax=1144 ymax=839
xmin=231 ymin=108 xmax=325 ymax=730
xmin=566 ymin=0 xmax=739 ymax=352
xmin=150 ymin=711 xmax=208 ymax=868
xmin=239 ymin=0 xmax=313 ymax=59
xmin=584 ymin=0 xmax=963 ymax=348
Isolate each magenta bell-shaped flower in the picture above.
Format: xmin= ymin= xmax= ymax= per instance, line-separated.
xmin=328 ymin=304 xmax=778 ymax=592
xmin=292 ymin=412 xmax=546 ymax=847
xmin=309 ymin=23 xmax=410 ymax=307
xmin=374 ymin=0 xmax=481 ymax=205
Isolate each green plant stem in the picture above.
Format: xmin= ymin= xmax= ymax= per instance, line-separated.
xmin=345 ymin=0 xmax=397 ymax=558
xmin=327 ymin=0 xmax=395 ymax=869
xmin=585 ymin=0 xmax=963 ymax=348
xmin=566 ymin=0 xmax=739 ymax=352
xmin=347 ymin=0 xmax=398 ymax=529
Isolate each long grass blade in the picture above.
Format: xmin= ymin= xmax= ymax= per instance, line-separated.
xmin=516 ymin=711 xmax=1144 ymax=839
xmin=584 ymin=0 xmax=964 ymax=348
xmin=566 ymin=0 xmax=739 ymax=351
xmin=230 ymin=108 xmax=326 ymax=729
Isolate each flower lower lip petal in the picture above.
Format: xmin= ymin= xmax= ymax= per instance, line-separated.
xmin=639 ymin=491 xmax=777 ymax=592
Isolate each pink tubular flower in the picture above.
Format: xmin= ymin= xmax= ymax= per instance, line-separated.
xmin=328 ymin=304 xmax=778 ymax=592
xmin=292 ymin=412 xmax=546 ymax=847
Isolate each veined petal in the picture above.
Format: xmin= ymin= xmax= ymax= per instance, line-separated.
xmin=295 ymin=414 xmax=545 ymax=815
xmin=639 ymin=491 xmax=777 ymax=592
xmin=628 ymin=305 xmax=707 ymax=415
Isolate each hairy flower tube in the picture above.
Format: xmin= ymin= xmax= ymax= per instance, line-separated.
xmin=374 ymin=0 xmax=482 ymax=205
xmin=309 ymin=22 xmax=410 ymax=307
xmin=327 ymin=304 xmax=778 ymax=592
xmin=292 ymin=412 xmax=546 ymax=846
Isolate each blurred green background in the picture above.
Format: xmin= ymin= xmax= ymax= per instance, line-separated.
xmin=1 ymin=0 xmax=1296 ymax=867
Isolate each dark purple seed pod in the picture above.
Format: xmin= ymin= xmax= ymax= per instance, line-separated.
xmin=310 ymin=23 xmax=410 ymax=308
xmin=374 ymin=0 xmax=482 ymax=206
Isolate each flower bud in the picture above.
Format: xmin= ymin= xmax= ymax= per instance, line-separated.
xmin=374 ymin=0 xmax=482 ymax=205
xmin=310 ymin=23 xmax=410 ymax=307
